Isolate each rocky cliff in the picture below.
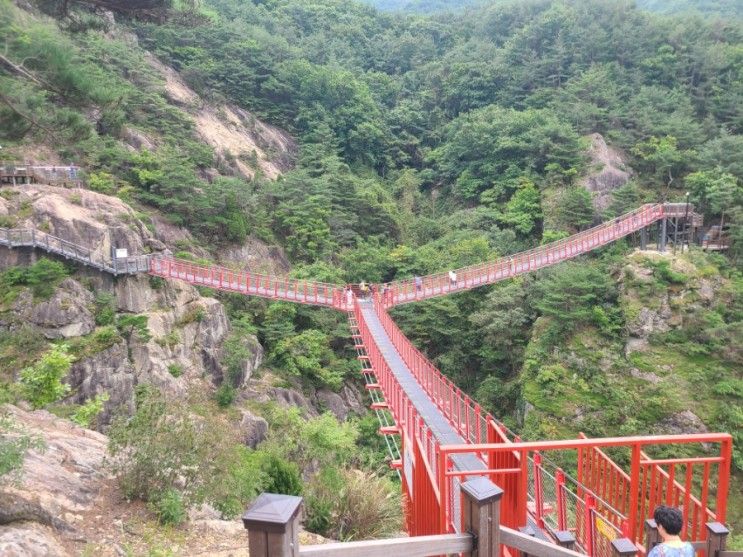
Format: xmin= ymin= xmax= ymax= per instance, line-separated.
xmin=0 ymin=405 xmax=259 ymax=557
xmin=0 ymin=185 xmax=263 ymax=426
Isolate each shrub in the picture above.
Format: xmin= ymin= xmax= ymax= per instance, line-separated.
xmin=167 ymin=363 xmax=183 ymax=378
xmin=1 ymin=258 xmax=70 ymax=299
xmin=177 ymin=306 xmax=206 ymax=326
xmin=305 ymin=467 xmax=402 ymax=541
xmin=109 ymin=387 xmax=245 ymax=505
xmin=116 ymin=314 xmax=151 ymax=343
xmin=151 ymin=488 xmax=186 ymax=526
xmin=651 ymin=259 xmax=687 ymax=285
xmin=155 ymin=330 xmax=180 ymax=348
xmin=206 ymin=445 xmax=265 ymax=518
xmin=260 ymin=453 xmax=302 ymax=496
xmin=71 ymin=393 xmax=109 ymax=428
xmin=88 ymin=171 xmax=116 ymax=194
xmin=19 ymin=344 xmax=73 ymax=409
xmin=214 ymin=383 xmax=236 ymax=407
xmin=93 ymin=292 xmax=116 ymax=326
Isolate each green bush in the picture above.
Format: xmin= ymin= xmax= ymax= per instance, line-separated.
xmin=151 ymin=488 xmax=186 ymax=526
xmin=1 ymin=259 xmax=70 ymax=299
xmin=71 ymin=393 xmax=109 ymax=428
xmin=93 ymin=292 xmax=116 ymax=326
xmin=167 ymin=363 xmax=184 ymax=378
xmin=207 ymin=445 xmax=266 ymax=518
xmin=305 ymin=467 xmax=402 ymax=541
xmin=214 ymin=383 xmax=236 ymax=407
xmin=19 ymin=344 xmax=73 ymax=409
xmin=109 ymin=387 xmax=252 ymax=506
xmin=651 ymin=260 xmax=687 ymax=285
xmin=260 ymin=453 xmax=303 ymax=496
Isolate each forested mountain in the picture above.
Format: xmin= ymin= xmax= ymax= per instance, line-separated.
xmin=364 ymin=0 xmax=743 ymax=17
xmin=636 ymin=0 xmax=743 ymax=17
xmin=1 ymin=0 xmax=742 ymax=549
xmin=360 ymin=0 xmax=485 ymax=12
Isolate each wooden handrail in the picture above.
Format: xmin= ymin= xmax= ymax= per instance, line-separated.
xmin=298 ymin=534 xmax=472 ymax=557
xmin=500 ymin=526 xmax=587 ymax=557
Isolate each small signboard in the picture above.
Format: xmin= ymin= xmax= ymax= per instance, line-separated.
xmin=115 ymin=248 xmax=129 ymax=259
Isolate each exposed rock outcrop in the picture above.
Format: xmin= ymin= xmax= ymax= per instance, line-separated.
xmin=0 ymin=186 xmax=263 ymax=426
xmin=0 ymin=405 xmax=107 ymax=556
xmin=7 ymin=278 xmax=95 ymax=339
xmin=0 ymin=185 xmax=161 ymax=264
xmin=148 ymin=56 xmax=297 ymax=181
xmin=238 ymin=410 xmax=269 ymax=449
xmin=581 ymin=133 xmax=632 ymax=212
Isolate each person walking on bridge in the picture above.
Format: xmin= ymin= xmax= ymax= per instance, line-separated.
xmin=448 ymin=269 xmax=457 ymax=287
xmin=648 ymin=506 xmax=694 ymax=557
xmin=359 ymin=281 xmax=369 ymax=299
xmin=414 ymin=275 xmax=422 ymax=293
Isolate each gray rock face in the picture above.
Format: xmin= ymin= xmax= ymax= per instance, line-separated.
xmin=6 ymin=278 xmax=95 ymax=339
xmin=68 ymin=341 xmax=135 ymax=423
xmin=657 ymin=410 xmax=709 ymax=436
xmin=0 ymin=522 xmax=69 ymax=557
xmin=269 ymin=387 xmax=317 ymax=417
xmin=626 ymin=298 xmax=672 ymax=339
xmin=315 ymin=383 xmax=365 ymax=421
xmin=580 ymin=133 xmax=633 ymax=212
xmin=316 ymin=390 xmax=349 ymax=421
xmin=239 ymin=410 xmax=269 ymax=448
xmin=0 ymin=405 xmax=108 ymax=556
xmin=0 ymin=185 xmax=264 ymax=427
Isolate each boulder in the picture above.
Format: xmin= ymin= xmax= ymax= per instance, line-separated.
xmin=657 ymin=410 xmax=709 ymax=435
xmin=238 ymin=410 xmax=268 ymax=448
xmin=269 ymin=387 xmax=317 ymax=417
xmin=316 ymin=390 xmax=349 ymax=421
xmin=0 ymin=523 xmax=70 ymax=557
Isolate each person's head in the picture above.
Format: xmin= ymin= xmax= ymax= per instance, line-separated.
xmin=653 ymin=505 xmax=683 ymax=537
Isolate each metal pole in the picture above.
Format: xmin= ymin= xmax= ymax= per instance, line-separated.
xmin=684 ymin=192 xmax=690 ymax=251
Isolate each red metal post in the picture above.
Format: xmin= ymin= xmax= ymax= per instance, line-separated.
xmin=534 ymin=452 xmax=544 ymax=529
xmin=629 ymin=444 xmax=641 ymax=544
xmin=585 ymin=493 xmax=596 ymax=557
xmin=556 ymin=468 xmax=567 ymax=531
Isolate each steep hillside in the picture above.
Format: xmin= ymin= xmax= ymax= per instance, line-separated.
xmin=1 ymin=0 xmax=741 ymax=549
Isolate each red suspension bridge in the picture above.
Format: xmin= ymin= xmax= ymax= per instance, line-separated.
xmin=0 ymin=202 xmax=732 ymax=556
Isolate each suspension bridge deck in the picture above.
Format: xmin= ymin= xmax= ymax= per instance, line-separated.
xmin=359 ymin=300 xmax=481 ymax=467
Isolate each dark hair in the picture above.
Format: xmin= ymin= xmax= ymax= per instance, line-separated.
xmin=654 ymin=505 xmax=683 ymax=536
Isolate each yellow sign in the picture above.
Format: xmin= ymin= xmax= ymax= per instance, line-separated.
xmin=595 ymin=515 xmax=618 ymax=541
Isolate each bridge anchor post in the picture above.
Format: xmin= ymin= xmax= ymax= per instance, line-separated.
xmin=611 ymin=538 xmax=638 ymax=556
xmin=242 ymin=493 xmax=302 ymax=557
xmin=461 ymin=477 xmax=503 ymax=557
xmin=644 ymin=519 xmax=661 ymax=554
xmin=706 ymin=522 xmax=729 ymax=557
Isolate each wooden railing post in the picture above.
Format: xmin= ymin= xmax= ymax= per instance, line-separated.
xmin=518 ymin=525 xmax=535 ymax=557
xmin=554 ymin=531 xmax=576 ymax=550
xmin=242 ymin=493 xmax=302 ymax=557
xmin=644 ymin=519 xmax=660 ymax=554
xmin=461 ymin=477 xmax=504 ymax=557
xmin=706 ymin=522 xmax=729 ymax=557
xmin=611 ymin=538 xmax=638 ymax=557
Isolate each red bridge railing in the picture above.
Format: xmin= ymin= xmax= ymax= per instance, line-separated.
xmin=384 ymin=204 xmax=665 ymax=306
xmin=148 ymin=257 xmax=345 ymax=308
xmin=437 ymin=434 xmax=732 ymax=554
